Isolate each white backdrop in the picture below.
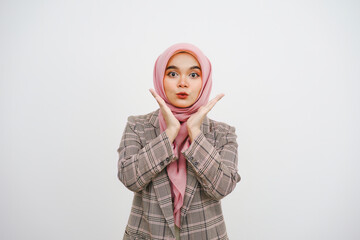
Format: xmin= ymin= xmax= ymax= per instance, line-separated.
xmin=1 ymin=0 xmax=359 ymax=239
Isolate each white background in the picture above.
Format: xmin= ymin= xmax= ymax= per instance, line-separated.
xmin=1 ymin=0 xmax=359 ymax=239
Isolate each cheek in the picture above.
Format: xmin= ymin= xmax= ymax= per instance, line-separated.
xmin=194 ymin=79 xmax=203 ymax=96
xmin=163 ymin=78 xmax=174 ymax=96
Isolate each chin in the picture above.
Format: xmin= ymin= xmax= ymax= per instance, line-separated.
xmin=169 ymin=97 xmax=196 ymax=108
xmin=174 ymin=101 xmax=195 ymax=108
xmin=173 ymin=103 xmax=189 ymax=108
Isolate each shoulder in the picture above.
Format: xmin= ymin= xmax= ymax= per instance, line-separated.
xmin=126 ymin=109 xmax=159 ymax=129
xmin=207 ymin=117 xmax=236 ymax=135
xmin=205 ymin=118 xmax=238 ymax=147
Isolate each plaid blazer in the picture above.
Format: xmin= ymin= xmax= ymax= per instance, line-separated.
xmin=117 ymin=109 xmax=241 ymax=240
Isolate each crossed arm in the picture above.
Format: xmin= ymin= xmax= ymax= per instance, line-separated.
xmin=117 ymin=115 xmax=241 ymax=200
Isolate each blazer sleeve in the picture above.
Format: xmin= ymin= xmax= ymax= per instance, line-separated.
xmin=117 ymin=116 xmax=176 ymax=192
xmin=182 ymin=124 xmax=241 ymax=200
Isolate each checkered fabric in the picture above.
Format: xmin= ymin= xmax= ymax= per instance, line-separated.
xmin=117 ymin=109 xmax=241 ymax=240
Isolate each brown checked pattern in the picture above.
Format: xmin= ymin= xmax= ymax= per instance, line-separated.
xmin=117 ymin=109 xmax=241 ymax=240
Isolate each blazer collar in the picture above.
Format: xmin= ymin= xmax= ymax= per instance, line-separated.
xmin=149 ymin=108 xmax=211 ymax=135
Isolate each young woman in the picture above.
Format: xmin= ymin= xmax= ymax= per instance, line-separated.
xmin=117 ymin=43 xmax=241 ymax=240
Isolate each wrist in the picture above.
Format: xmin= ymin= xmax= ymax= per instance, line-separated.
xmin=188 ymin=128 xmax=201 ymax=142
xmin=165 ymin=128 xmax=179 ymax=143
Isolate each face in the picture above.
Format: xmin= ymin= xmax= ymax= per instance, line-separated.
xmin=163 ymin=52 xmax=202 ymax=108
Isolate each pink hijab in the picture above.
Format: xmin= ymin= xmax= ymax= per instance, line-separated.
xmin=153 ymin=43 xmax=212 ymax=227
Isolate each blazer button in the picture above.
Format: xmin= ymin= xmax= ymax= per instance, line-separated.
xmin=160 ymin=161 xmax=164 ymax=166
xmin=189 ymin=156 xmax=194 ymax=161
xmin=194 ymin=161 xmax=199 ymax=166
xmin=166 ymin=157 xmax=170 ymax=162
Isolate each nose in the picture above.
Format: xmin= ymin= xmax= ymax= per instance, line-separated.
xmin=177 ymin=75 xmax=189 ymax=88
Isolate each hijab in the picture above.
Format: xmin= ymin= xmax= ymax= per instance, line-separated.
xmin=153 ymin=43 xmax=212 ymax=227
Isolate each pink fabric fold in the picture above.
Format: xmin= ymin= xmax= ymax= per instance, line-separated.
xmin=153 ymin=43 xmax=212 ymax=228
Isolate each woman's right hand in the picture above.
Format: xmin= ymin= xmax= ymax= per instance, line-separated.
xmin=149 ymin=89 xmax=180 ymax=143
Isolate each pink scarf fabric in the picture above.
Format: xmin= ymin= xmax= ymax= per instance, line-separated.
xmin=153 ymin=43 xmax=213 ymax=227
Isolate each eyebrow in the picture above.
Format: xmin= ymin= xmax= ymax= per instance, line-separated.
xmin=166 ymin=65 xmax=201 ymax=70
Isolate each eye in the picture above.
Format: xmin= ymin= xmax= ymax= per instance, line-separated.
xmin=190 ymin=72 xmax=200 ymax=78
xmin=167 ymin=71 xmax=178 ymax=77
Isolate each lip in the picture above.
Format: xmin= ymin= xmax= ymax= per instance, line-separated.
xmin=176 ymin=92 xmax=189 ymax=99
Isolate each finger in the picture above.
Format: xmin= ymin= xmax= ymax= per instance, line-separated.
xmin=204 ymin=93 xmax=225 ymax=112
xmin=149 ymin=88 xmax=160 ymax=99
xmin=149 ymin=89 xmax=166 ymax=106
xmin=149 ymin=89 xmax=161 ymax=105
xmin=211 ymin=93 xmax=225 ymax=103
xmin=149 ymin=88 xmax=156 ymax=97
xmin=149 ymin=89 xmax=173 ymax=116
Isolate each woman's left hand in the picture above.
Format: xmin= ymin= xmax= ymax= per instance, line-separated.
xmin=187 ymin=94 xmax=225 ymax=142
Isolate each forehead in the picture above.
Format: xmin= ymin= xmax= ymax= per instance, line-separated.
xmin=167 ymin=52 xmax=200 ymax=67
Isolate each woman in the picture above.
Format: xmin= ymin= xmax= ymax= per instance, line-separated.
xmin=117 ymin=43 xmax=241 ymax=240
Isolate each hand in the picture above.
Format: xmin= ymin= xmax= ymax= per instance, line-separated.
xmin=187 ymin=94 xmax=225 ymax=142
xmin=149 ymin=89 xmax=180 ymax=143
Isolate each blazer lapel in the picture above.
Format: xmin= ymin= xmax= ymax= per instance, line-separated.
xmin=180 ymin=116 xmax=211 ymax=224
xmin=153 ymin=171 xmax=176 ymax=236
xmin=147 ymin=109 xmax=212 ymax=231
xmin=147 ymin=109 xmax=176 ymax=236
